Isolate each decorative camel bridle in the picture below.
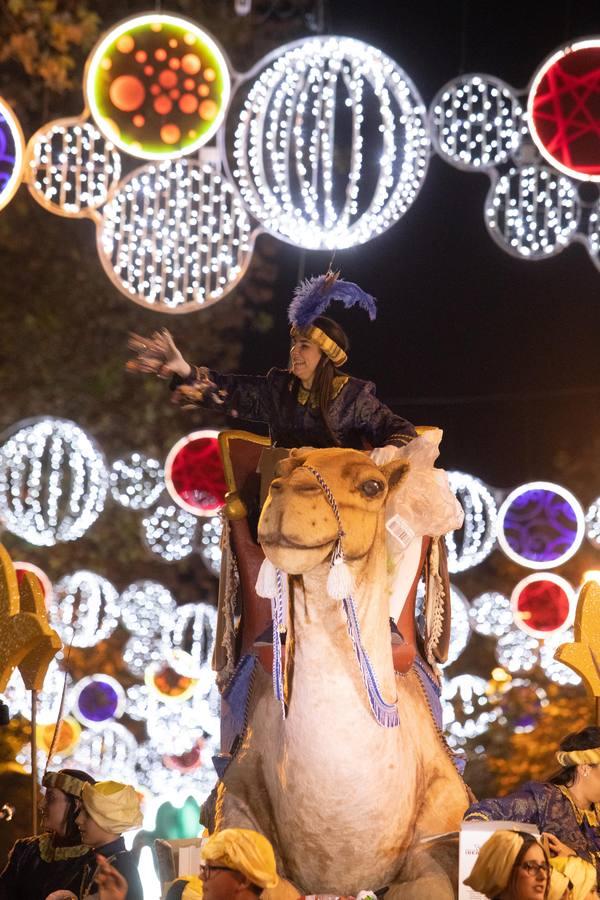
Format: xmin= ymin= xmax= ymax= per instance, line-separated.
xmin=256 ymin=464 xmax=400 ymax=728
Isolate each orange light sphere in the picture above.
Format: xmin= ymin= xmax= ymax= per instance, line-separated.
xmin=154 ymin=95 xmax=173 ymax=115
xmin=199 ymin=99 xmax=218 ymax=120
xmin=160 ymin=123 xmax=181 ymax=144
xmin=109 ymin=75 xmax=145 ymax=112
xmin=179 ymin=94 xmax=198 ymax=114
xmin=181 ymin=53 xmax=201 ymax=75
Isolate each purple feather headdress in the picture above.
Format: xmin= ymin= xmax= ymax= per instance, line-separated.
xmin=288 ymin=272 xmax=377 ymax=329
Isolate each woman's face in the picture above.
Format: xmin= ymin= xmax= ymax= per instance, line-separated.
xmin=40 ymin=787 xmax=72 ymax=836
xmin=290 ymin=336 xmax=323 ymax=387
xmin=510 ymin=843 xmax=549 ymax=900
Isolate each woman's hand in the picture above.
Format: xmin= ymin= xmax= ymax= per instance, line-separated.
xmin=127 ymin=329 xmax=191 ymax=379
xmin=94 ymin=853 xmax=129 ymax=900
xmin=542 ymin=832 xmax=576 ymax=857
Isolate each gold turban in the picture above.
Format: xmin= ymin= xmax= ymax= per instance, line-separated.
xmin=289 ymin=325 xmax=347 ymax=367
xmin=201 ymin=829 xmax=279 ymax=890
xmin=556 ymin=747 xmax=600 ymax=767
xmin=42 ymin=771 xmax=87 ymax=798
xmin=81 ymin=781 xmax=142 ymax=834
xmin=551 ymin=855 xmax=598 ymax=900
xmin=547 ymin=867 xmax=570 ymax=900
xmin=463 ymin=830 xmax=529 ymax=896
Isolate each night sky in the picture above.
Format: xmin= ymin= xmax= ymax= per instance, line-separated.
xmin=240 ymin=0 xmax=600 ymax=490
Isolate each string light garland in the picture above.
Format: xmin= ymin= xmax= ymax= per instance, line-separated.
xmin=227 ymin=35 xmax=430 ymax=249
xmin=49 ymin=571 xmax=119 ymax=648
xmin=120 ymin=580 xmax=177 ymax=677
xmin=468 ymin=591 xmax=513 ymax=638
xmin=199 ymin=515 xmax=223 ymax=576
xmin=25 ymin=118 xmax=121 ymax=217
xmin=539 ymin=629 xmax=581 ymax=686
xmin=110 ymin=452 xmax=164 ymax=509
xmin=495 ymin=629 xmax=540 ymax=673
xmin=0 ymin=418 xmax=108 ymax=547
xmin=442 ymin=675 xmax=498 ymax=747
xmin=446 ymin=471 xmax=498 ymax=572
xmin=85 ymin=13 xmax=231 ymax=160
xmin=0 ymin=96 xmax=25 ymax=211
xmin=141 ymin=503 xmax=197 ymax=561
xmin=585 ymin=497 xmax=600 ymax=548
xmin=97 ymin=158 xmax=254 ymax=312
xmin=430 ymin=74 xmax=525 ymax=171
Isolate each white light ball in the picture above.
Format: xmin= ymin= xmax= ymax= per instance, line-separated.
xmin=110 ymin=452 xmax=163 ymax=509
xmin=49 ymin=571 xmax=119 ymax=647
xmin=446 ymin=472 xmax=497 ymax=572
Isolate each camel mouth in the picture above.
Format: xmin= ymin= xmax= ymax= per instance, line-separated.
xmin=260 ymin=534 xmax=336 ymax=551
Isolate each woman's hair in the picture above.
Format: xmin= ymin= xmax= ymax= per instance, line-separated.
xmin=56 ymin=768 xmax=96 ymax=844
xmin=548 ymin=725 xmax=600 ymax=787
xmin=289 ymin=316 xmax=350 ymax=446
xmin=502 ymin=833 xmax=549 ymax=900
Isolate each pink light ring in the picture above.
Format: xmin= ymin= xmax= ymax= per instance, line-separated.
xmin=164 ymin=428 xmax=225 ymax=517
xmin=0 ymin=96 xmax=25 ymax=212
xmin=497 ymin=480 xmax=585 ymax=570
xmin=526 ymin=38 xmax=600 ymax=183
xmin=510 ymin=572 xmax=576 ymax=639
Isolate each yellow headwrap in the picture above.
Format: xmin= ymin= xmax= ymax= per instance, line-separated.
xmin=556 ymin=747 xmax=600 ymax=767
xmin=81 ymin=781 xmax=142 ymax=834
xmin=547 ymin=867 xmax=570 ymax=900
xmin=551 ymin=856 xmax=598 ymax=900
xmin=42 ymin=771 xmax=88 ymax=798
xmin=289 ymin=325 xmax=347 ymax=367
xmin=201 ymin=829 xmax=279 ymax=890
xmin=463 ymin=831 xmax=536 ymax=897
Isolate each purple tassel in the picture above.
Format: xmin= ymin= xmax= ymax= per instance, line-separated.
xmin=288 ymin=274 xmax=377 ymax=329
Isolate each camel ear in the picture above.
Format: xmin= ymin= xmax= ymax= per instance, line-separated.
xmin=380 ymin=459 xmax=410 ymax=491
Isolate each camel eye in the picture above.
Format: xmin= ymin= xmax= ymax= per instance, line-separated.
xmin=360 ymin=479 xmax=384 ymax=498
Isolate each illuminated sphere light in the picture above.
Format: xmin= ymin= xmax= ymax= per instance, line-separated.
xmin=49 ymin=571 xmax=119 ymax=647
xmin=145 ymin=651 xmax=199 ymax=703
xmin=485 ymin=165 xmax=579 ymax=259
xmin=228 ymin=36 xmax=430 ymax=249
xmin=497 ymin=481 xmax=585 ymax=569
xmin=165 ymin=430 xmax=227 ymax=516
xmin=199 ymin=515 xmax=223 ymax=576
xmin=14 ymin=561 xmax=53 ymax=608
xmin=5 ymin=657 xmax=72 ymax=724
xmin=0 ymin=418 xmax=108 ymax=546
xmin=135 ymin=742 xmax=218 ymax=800
xmin=85 ymin=13 xmax=231 ymax=159
xmin=0 ymin=95 xmax=25 ymax=211
xmin=442 ymin=675 xmax=498 ymax=748
xmin=446 ymin=472 xmax=497 ymax=572
xmin=168 ymin=602 xmax=218 ymax=687
xmin=36 ymin=716 xmax=81 ymax=758
xmin=510 ymin=572 xmax=575 ymax=638
xmin=586 ymin=204 xmax=600 ymax=269
xmin=120 ymin=580 xmax=177 ymax=676
xmin=497 ymin=678 xmax=548 ymax=734
xmin=528 ymin=40 xmax=600 ymax=182
xmin=146 ymin=691 xmax=219 ymax=756
xmin=64 ymin=722 xmax=138 ymax=781
xmin=416 ymin=581 xmax=471 ymax=666
xmin=110 ymin=452 xmax=163 ymax=509
xmin=585 ymin=497 xmax=600 ymax=548
xmin=495 ymin=629 xmax=540 ymax=673
xmin=539 ymin=629 xmax=581 ymax=686
xmin=98 ymin=158 xmax=254 ymax=312
xmin=70 ymin=674 xmax=126 ymax=728
xmin=142 ymin=503 xmax=197 ymax=561
xmin=468 ymin=591 xmax=513 ymax=638
xmin=430 ymin=75 xmax=524 ymax=170
xmin=26 ymin=119 xmax=121 ymax=217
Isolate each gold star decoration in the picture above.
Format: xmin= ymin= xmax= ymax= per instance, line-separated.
xmin=0 ymin=544 xmax=61 ymax=692
xmin=555 ymin=580 xmax=600 ymax=696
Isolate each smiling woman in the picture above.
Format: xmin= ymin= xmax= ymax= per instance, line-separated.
xmin=127 ymin=272 xmax=417 ymax=451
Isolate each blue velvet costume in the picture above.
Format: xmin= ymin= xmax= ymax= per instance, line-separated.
xmin=177 ymin=366 xmax=417 ymax=449
xmin=0 ymin=833 xmax=93 ymax=899
xmin=465 ymin=781 xmax=600 ymax=877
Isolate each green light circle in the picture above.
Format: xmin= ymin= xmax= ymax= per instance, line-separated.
xmin=85 ymin=13 xmax=230 ymax=160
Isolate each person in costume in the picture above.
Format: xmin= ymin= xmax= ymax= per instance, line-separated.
xmin=464 ymin=830 xmax=551 ymax=899
xmin=549 ymin=855 xmax=599 ymax=899
xmin=0 ymin=768 xmax=96 ymax=900
xmin=74 ymin=780 xmax=143 ymax=900
xmin=127 ymin=272 xmax=417 ymax=451
xmin=164 ymin=827 xmax=292 ymax=900
xmin=465 ymin=727 xmax=600 ymax=881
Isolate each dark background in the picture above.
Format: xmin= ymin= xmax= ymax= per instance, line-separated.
xmin=243 ymin=0 xmax=600 ymax=490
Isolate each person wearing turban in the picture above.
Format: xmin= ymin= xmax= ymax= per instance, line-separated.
xmin=164 ymin=828 xmax=300 ymax=900
xmin=0 ymin=768 xmax=96 ymax=900
xmin=465 ymin=727 xmax=600 ymax=882
xmin=463 ymin=829 xmax=550 ymax=899
xmin=549 ymin=855 xmax=599 ymax=899
xmin=128 ymin=273 xmax=417 ymax=452
xmin=74 ymin=781 xmax=143 ymax=900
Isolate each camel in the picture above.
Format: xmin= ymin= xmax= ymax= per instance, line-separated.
xmin=204 ymin=446 xmax=469 ymax=897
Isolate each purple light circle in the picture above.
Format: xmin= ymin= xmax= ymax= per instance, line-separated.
xmin=498 ymin=482 xmax=584 ymax=568
xmin=71 ymin=675 xmax=125 ymax=727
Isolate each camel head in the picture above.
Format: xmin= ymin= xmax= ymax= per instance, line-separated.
xmin=258 ymin=447 xmax=409 ymax=575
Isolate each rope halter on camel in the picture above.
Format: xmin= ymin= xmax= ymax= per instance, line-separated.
xmin=256 ymin=464 xmax=400 ymax=728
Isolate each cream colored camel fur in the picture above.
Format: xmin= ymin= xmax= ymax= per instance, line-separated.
xmin=208 ymin=447 xmax=469 ymax=896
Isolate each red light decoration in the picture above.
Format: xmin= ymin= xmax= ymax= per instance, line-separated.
xmin=511 ymin=573 xmax=575 ymax=638
xmin=528 ymin=40 xmax=600 ymax=181
xmin=164 ymin=430 xmax=226 ymax=516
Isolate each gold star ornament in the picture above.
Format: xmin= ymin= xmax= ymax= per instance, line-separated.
xmin=555 ymin=580 xmax=600 ymax=696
